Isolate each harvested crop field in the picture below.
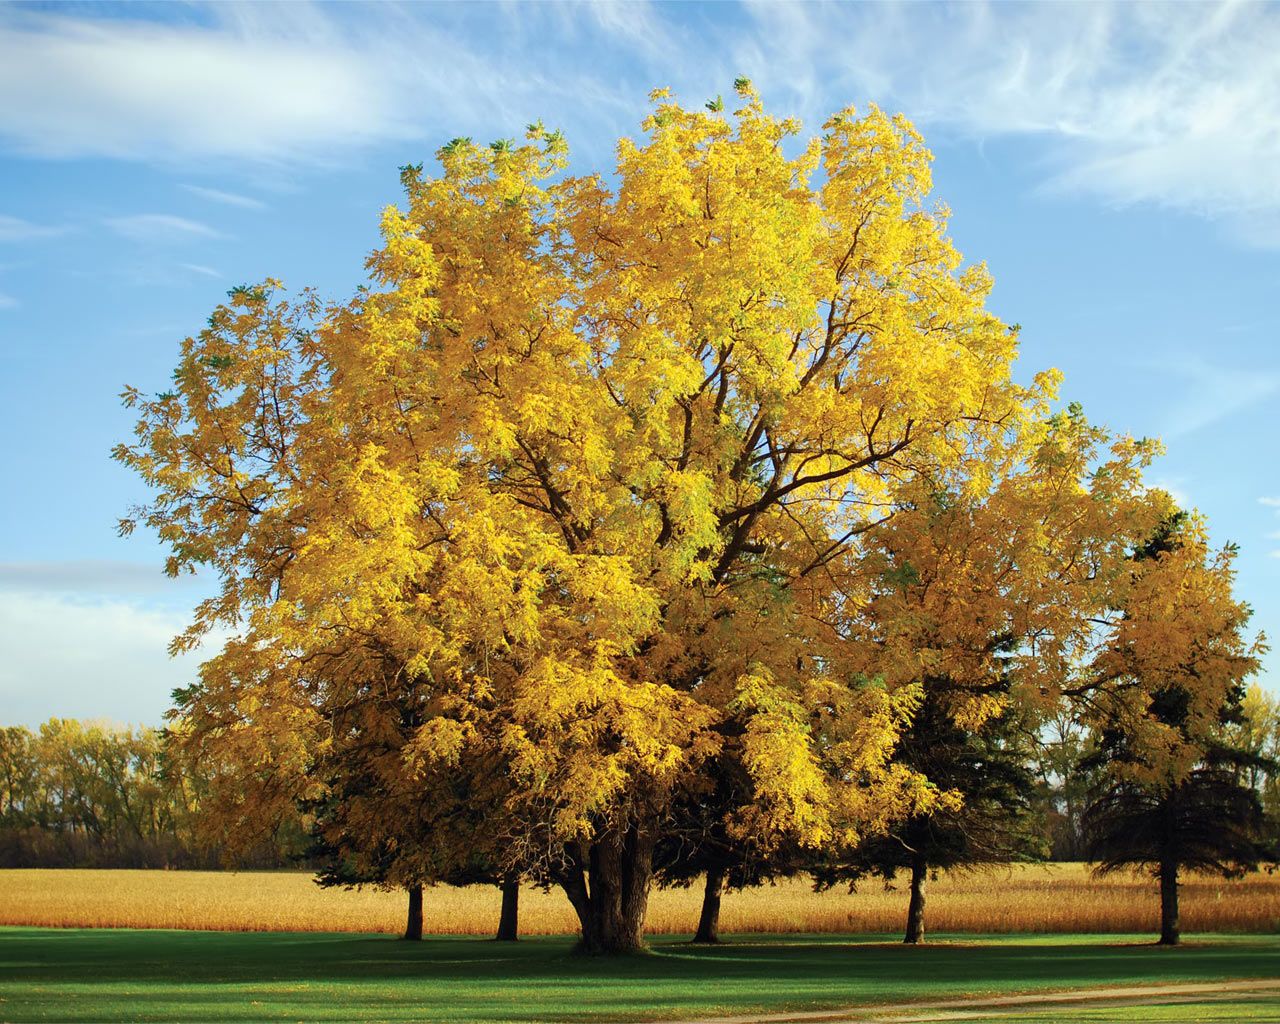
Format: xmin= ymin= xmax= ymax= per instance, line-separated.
xmin=3 ymin=863 xmax=1277 ymax=935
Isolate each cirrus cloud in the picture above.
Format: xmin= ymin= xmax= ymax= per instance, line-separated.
xmin=0 ymin=3 xmax=1278 ymax=238
xmin=0 ymin=591 xmax=222 ymax=727
xmin=0 ymin=214 xmax=69 ymax=243
xmin=0 ymin=9 xmax=410 ymax=164
xmin=104 ymin=213 xmax=222 ymax=243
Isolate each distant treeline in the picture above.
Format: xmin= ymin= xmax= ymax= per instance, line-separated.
xmin=5 ymin=701 xmax=1277 ymax=872
xmin=0 ymin=720 xmax=308 ymax=869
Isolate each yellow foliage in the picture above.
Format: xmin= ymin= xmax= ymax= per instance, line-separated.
xmin=1087 ymin=517 xmax=1264 ymax=788
xmin=114 ymin=88 xmax=1261 ymax=943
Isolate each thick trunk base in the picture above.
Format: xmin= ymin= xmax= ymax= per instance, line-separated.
xmin=560 ymin=826 xmax=655 ymax=955
xmin=495 ymin=876 xmax=519 ymax=942
xmin=575 ymin=931 xmax=648 ymax=955
xmin=693 ymin=865 xmax=724 ymax=944
xmin=403 ymin=884 xmax=424 ymax=942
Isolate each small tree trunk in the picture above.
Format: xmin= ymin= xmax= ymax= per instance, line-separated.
xmin=403 ymin=884 xmax=424 ymax=941
xmin=693 ymin=864 xmax=725 ymax=944
xmin=1159 ymin=858 xmax=1180 ymax=946
xmin=904 ymin=855 xmax=927 ymax=945
xmin=495 ymin=875 xmax=520 ymax=941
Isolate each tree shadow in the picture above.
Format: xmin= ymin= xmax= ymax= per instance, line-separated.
xmin=1 ymin=929 xmax=1276 ymax=1023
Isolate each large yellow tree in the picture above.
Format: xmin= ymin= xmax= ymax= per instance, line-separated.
xmin=119 ymin=83 xmax=1064 ymax=952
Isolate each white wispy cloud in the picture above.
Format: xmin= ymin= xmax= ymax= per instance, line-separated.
xmin=0 ymin=213 xmax=67 ymax=242
xmin=0 ymin=561 xmax=219 ymax=724
xmin=1261 ymin=499 xmax=1280 ymax=561
xmin=0 ymin=291 xmax=16 ymax=309
xmin=581 ymin=2 xmax=678 ymax=64
xmin=1147 ymin=357 xmax=1280 ymax=440
xmin=0 ymin=8 xmax=411 ymax=164
xmin=179 ymin=262 xmax=220 ymax=278
xmin=733 ymin=2 xmax=1280 ymax=246
xmin=181 ymin=184 xmax=266 ymax=210
xmin=1115 ymin=351 xmax=1280 ymax=441
xmin=1148 ymin=477 xmax=1191 ymax=511
xmin=0 ymin=4 xmax=625 ymax=173
xmin=105 ymin=213 xmax=222 ymax=243
xmin=0 ymin=592 xmax=222 ymax=726
xmin=0 ymin=559 xmax=205 ymax=595
xmin=1 ymin=3 xmax=1279 ymax=244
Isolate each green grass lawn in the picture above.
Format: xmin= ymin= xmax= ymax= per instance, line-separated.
xmin=1 ymin=928 xmax=1277 ymax=1023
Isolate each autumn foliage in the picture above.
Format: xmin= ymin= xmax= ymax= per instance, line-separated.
xmin=114 ymin=84 xmax=1268 ymax=952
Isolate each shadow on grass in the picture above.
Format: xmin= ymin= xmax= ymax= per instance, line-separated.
xmin=1 ymin=929 xmax=1277 ymax=1023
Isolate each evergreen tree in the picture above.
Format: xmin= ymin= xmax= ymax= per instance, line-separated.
xmin=1083 ymin=683 xmax=1276 ymax=945
xmin=817 ymin=694 xmax=1044 ymax=944
xmin=1080 ymin=513 xmax=1273 ymax=945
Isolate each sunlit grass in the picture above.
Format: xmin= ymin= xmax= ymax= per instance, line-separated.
xmin=2 ymin=862 xmax=1277 ymax=936
xmin=2 ymin=929 xmax=1278 ymax=1023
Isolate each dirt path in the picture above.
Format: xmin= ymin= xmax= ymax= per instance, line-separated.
xmin=649 ymin=978 xmax=1280 ymax=1024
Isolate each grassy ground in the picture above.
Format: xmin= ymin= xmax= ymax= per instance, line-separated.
xmin=1 ymin=928 xmax=1277 ymax=1023
xmin=4 ymin=864 xmax=1279 ymax=934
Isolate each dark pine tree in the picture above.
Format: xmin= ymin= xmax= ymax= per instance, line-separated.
xmin=1081 ymin=511 xmax=1276 ymax=945
xmin=816 ymin=693 xmax=1045 ymax=944
xmin=653 ymin=739 xmax=802 ymax=944
xmin=1082 ymin=686 xmax=1277 ymax=945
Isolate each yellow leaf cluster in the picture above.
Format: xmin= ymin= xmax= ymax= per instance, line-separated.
xmin=115 ymin=88 xmax=1263 ymax=910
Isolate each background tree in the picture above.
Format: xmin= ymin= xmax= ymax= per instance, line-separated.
xmin=1226 ymin=683 xmax=1280 ymax=822
xmin=1030 ymin=713 xmax=1098 ymax=861
xmin=0 ymin=726 xmax=37 ymax=829
xmin=301 ymin=656 xmax=441 ymax=943
xmin=803 ymin=400 xmax=1163 ymax=944
xmin=651 ymin=749 xmax=806 ymax=944
xmin=1083 ymin=722 xmax=1275 ymax=946
xmin=306 ymin=668 xmax=527 ymax=943
xmin=818 ymin=703 xmax=1044 ymax=944
xmin=1081 ymin=515 xmax=1271 ymax=945
xmin=0 ymin=720 xmax=215 ymax=869
xmin=165 ymin=672 xmax=315 ymax=871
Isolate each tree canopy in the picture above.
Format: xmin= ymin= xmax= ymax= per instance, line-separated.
xmin=114 ymin=83 xmax=1267 ymax=952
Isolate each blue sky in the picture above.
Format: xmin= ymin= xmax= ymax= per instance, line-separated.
xmin=0 ymin=1 xmax=1277 ymax=725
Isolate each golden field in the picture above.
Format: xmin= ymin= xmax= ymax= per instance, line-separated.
xmin=1 ymin=863 xmax=1277 ymax=935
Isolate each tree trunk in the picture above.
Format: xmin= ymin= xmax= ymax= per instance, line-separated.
xmin=495 ymin=875 xmax=520 ymax=941
xmin=1159 ymin=857 xmax=1180 ymax=946
xmin=403 ymin=884 xmax=424 ymax=941
xmin=693 ymin=864 xmax=725 ymax=944
xmin=904 ymin=855 xmax=927 ymax=945
xmin=559 ymin=825 xmax=655 ymax=954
